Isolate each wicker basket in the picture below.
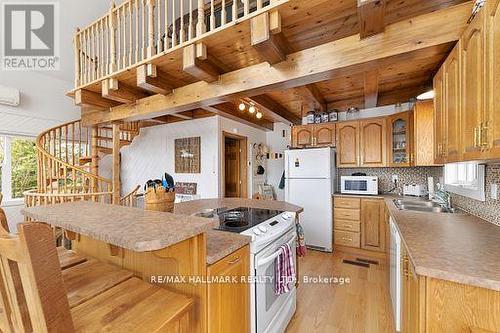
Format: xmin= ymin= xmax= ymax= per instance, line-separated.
xmin=144 ymin=187 xmax=175 ymax=212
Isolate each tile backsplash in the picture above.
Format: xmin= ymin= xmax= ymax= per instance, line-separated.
xmin=337 ymin=167 xmax=443 ymax=194
xmin=450 ymin=164 xmax=500 ymax=226
xmin=337 ymin=165 xmax=500 ymax=226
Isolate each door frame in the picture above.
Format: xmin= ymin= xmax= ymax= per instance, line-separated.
xmin=221 ymin=131 xmax=248 ymax=198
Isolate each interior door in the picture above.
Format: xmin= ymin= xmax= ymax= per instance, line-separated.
xmin=359 ymin=118 xmax=386 ymax=167
xmin=486 ymin=0 xmax=500 ymax=159
xmin=461 ymin=11 xmax=486 ymax=161
xmin=225 ymin=138 xmax=241 ymax=197
xmin=336 ymin=121 xmax=359 ymax=167
xmin=444 ymin=44 xmax=462 ymax=162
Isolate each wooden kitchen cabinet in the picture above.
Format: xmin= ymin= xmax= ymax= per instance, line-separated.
xmin=401 ymin=247 xmax=424 ymax=333
xmin=433 ymin=67 xmax=446 ymax=164
xmin=207 ymin=245 xmax=250 ymax=333
xmin=336 ymin=121 xmax=359 ymax=167
xmin=387 ymin=111 xmax=413 ymax=167
xmin=291 ymin=125 xmax=314 ymax=147
xmin=485 ymin=0 xmax=500 ymax=159
xmin=461 ymin=9 xmax=486 ymax=161
xmin=444 ymin=43 xmax=462 ymax=163
xmin=334 ymin=196 xmax=385 ymax=252
xmin=291 ymin=123 xmax=335 ymax=148
xmin=360 ymin=198 xmax=385 ymax=252
xmin=359 ymin=118 xmax=387 ymax=167
xmin=413 ymin=101 xmax=440 ymax=166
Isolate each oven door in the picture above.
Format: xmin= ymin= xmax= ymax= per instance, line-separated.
xmin=254 ymin=229 xmax=297 ymax=333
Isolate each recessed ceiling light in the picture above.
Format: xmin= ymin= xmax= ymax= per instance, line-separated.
xmin=238 ymin=103 xmax=246 ymax=111
xmin=416 ymin=90 xmax=435 ymax=100
xmin=256 ymin=111 xmax=263 ymax=119
xmin=249 ymin=105 xmax=256 ymax=114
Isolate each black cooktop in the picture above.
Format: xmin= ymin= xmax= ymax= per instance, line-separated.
xmin=215 ymin=207 xmax=284 ymax=233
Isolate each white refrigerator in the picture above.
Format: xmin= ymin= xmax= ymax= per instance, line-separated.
xmin=285 ymin=147 xmax=335 ymax=252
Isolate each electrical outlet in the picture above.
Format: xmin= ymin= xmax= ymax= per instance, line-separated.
xmin=392 ymin=175 xmax=399 ymax=183
xmin=491 ymin=184 xmax=498 ymax=200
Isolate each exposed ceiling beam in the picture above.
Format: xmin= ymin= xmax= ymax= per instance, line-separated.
xmin=202 ymin=103 xmax=274 ymax=131
xmin=183 ymin=42 xmax=223 ymax=83
xmin=247 ymin=95 xmax=301 ymax=125
xmin=82 ymin=3 xmax=472 ymax=125
xmin=358 ymin=0 xmax=386 ymax=39
xmin=75 ymin=89 xmax=119 ymax=109
xmin=298 ymin=84 xmax=327 ymax=112
xmin=364 ymin=69 xmax=379 ymax=108
xmin=102 ymin=79 xmax=148 ymax=104
xmin=136 ymin=64 xmax=175 ymax=95
xmin=251 ymin=11 xmax=290 ymax=65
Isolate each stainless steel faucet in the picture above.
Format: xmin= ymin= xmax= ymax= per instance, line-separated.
xmin=433 ymin=187 xmax=452 ymax=209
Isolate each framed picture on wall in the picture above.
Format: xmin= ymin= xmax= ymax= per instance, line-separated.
xmin=175 ymin=137 xmax=201 ymax=173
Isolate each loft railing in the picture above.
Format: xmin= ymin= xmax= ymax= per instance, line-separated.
xmin=74 ymin=0 xmax=274 ymax=87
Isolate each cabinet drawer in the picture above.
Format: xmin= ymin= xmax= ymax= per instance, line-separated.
xmin=334 ymin=230 xmax=360 ymax=248
xmin=334 ymin=208 xmax=360 ymax=221
xmin=334 ymin=197 xmax=361 ymax=209
xmin=335 ymin=219 xmax=361 ymax=232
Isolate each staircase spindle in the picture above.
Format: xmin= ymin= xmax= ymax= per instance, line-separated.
xmin=197 ymin=0 xmax=205 ymax=36
xmin=180 ymin=0 xmax=185 ymax=43
xmin=129 ymin=2 xmax=133 ymax=66
xmin=172 ymin=0 xmax=177 ymax=46
xmin=210 ymin=0 xmax=215 ymax=31
xmin=157 ymin=0 xmax=162 ymax=54
xmin=222 ymin=0 xmax=227 ymax=25
xmin=188 ymin=0 xmax=193 ymax=40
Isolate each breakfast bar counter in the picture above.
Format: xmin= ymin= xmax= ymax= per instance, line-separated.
xmin=23 ymin=201 xmax=215 ymax=252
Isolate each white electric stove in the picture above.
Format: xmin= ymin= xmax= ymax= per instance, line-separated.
xmin=215 ymin=207 xmax=297 ymax=333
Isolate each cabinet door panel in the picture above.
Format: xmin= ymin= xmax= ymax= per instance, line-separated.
xmin=360 ymin=199 xmax=385 ymax=252
xmin=314 ymin=123 xmax=336 ymax=147
xmin=444 ymin=44 xmax=462 ymax=162
xmin=292 ymin=125 xmax=313 ymax=148
xmin=387 ymin=112 xmax=412 ymax=167
xmin=461 ymin=12 xmax=486 ymax=161
xmin=414 ymin=101 xmax=438 ymax=166
xmin=336 ymin=121 xmax=359 ymax=167
xmin=208 ymin=245 xmax=250 ymax=333
xmin=434 ymin=68 xmax=446 ymax=164
xmin=359 ymin=118 xmax=386 ymax=167
xmin=486 ymin=0 xmax=500 ymax=158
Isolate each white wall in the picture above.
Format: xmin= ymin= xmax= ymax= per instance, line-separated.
xmin=265 ymin=123 xmax=291 ymax=200
xmin=101 ymin=117 xmax=220 ymax=198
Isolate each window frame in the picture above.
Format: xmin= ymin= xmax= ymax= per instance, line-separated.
xmin=0 ymin=134 xmax=37 ymax=204
xmin=443 ymin=162 xmax=486 ymax=202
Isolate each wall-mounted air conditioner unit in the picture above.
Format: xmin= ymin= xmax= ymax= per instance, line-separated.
xmin=0 ymin=85 xmax=20 ymax=106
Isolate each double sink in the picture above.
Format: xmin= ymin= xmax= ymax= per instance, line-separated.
xmin=393 ymin=198 xmax=458 ymax=214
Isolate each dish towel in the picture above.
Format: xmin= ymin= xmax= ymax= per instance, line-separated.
xmin=296 ymin=223 xmax=307 ymax=257
xmin=274 ymin=243 xmax=296 ymax=295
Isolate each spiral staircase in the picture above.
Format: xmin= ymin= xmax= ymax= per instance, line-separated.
xmin=24 ymin=120 xmax=141 ymax=209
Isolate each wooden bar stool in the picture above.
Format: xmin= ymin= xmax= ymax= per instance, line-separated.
xmin=0 ymin=223 xmax=193 ymax=332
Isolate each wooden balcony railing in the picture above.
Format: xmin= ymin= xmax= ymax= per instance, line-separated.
xmin=74 ymin=0 xmax=274 ymax=87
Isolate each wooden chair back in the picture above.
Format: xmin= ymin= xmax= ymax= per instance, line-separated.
xmin=0 ymin=223 xmax=74 ymax=332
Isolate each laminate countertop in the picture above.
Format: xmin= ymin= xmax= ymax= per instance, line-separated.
xmin=333 ymin=193 xmax=500 ymax=290
xmin=175 ymin=198 xmax=303 ymax=265
xmin=384 ymin=197 xmax=500 ymax=291
xmin=22 ymin=201 xmax=215 ymax=252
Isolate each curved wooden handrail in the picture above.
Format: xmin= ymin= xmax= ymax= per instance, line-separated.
xmin=120 ymin=185 xmax=141 ymax=207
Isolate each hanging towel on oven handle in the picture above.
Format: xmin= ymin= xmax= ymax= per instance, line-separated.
xmin=274 ymin=243 xmax=296 ymax=295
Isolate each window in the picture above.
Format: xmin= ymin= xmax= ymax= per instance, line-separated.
xmin=444 ymin=162 xmax=485 ymax=201
xmin=0 ymin=136 xmax=38 ymax=202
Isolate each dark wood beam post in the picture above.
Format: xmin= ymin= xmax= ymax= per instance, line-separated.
xmin=358 ymin=0 xmax=386 ymax=39
xmin=364 ymin=69 xmax=379 ymax=108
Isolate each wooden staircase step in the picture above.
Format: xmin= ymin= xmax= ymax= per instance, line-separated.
xmin=62 ymin=259 xmax=134 ymax=308
xmin=101 ymin=126 xmax=139 ymax=134
xmin=97 ymin=146 xmax=112 ymax=154
xmin=57 ymin=247 xmax=86 ymax=270
xmin=95 ymin=136 xmax=132 ymax=143
xmin=79 ymin=156 xmax=92 ymax=165
xmin=71 ymin=277 xmax=193 ymax=331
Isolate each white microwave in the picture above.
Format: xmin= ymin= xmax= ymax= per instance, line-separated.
xmin=340 ymin=176 xmax=379 ymax=195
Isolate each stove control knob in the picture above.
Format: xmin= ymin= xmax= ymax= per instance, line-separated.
xmin=258 ymin=226 xmax=267 ymax=233
xmin=253 ymin=228 xmax=262 ymax=236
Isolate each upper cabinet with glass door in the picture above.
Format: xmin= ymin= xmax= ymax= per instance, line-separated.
xmin=387 ymin=111 xmax=413 ymax=167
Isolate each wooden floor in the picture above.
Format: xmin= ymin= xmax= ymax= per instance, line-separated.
xmin=286 ymin=250 xmax=395 ymax=333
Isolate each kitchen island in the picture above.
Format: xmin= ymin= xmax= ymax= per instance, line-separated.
xmin=23 ymin=201 xmax=215 ymax=333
